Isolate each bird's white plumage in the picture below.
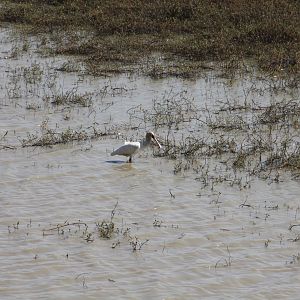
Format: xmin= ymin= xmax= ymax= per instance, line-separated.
xmin=124 ymin=141 xmax=140 ymax=147
xmin=111 ymin=132 xmax=161 ymax=162
xmin=111 ymin=143 xmax=140 ymax=157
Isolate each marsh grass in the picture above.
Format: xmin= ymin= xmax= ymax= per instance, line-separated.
xmin=44 ymin=89 xmax=92 ymax=107
xmin=25 ymin=102 xmax=40 ymax=111
xmin=42 ymin=204 xmax=120 ymax=242
xmin=55 ymin=61 xmax=82 ymax=73
xmin=20 ymin=203 xmax=152 ymax=252
xmin=21 ymin=127 xmax=88 ymax=147
xmin=96 ymin=220 xmax=115 ymax=239
xmin=126 ymin=86 xmax=300 ymax=186
xmin=128 ymin=236 xmax=149 ymax=251
xmin=1 ymin=0 xmax=299 ymax=76
xmin=96 ymin=202 xmax=118 ymax=239
xmin=128 ymin=90 xmax=198 ymax=131
xmin=22 ymin=63 xmax=43 ymax=85
xmin=21 ymin=124 xmax=111 ymax=147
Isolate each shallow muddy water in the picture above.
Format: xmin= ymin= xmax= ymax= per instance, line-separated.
xmin=1 ymin=26 xmax=300 ymax=299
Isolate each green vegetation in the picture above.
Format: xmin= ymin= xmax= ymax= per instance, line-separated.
xmin=1 ymin=0 xmax=299 ymax=76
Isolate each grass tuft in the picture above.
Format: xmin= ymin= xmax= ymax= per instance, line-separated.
xmin=0 ymin=0 xmax=299 ymax=76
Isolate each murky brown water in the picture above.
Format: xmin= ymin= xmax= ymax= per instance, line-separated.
xmin=2 ymin=26 xmax=300 ymax=299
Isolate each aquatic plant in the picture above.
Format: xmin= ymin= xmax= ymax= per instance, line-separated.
xmin=21 ymin=125 xmax=111 ymax=147
xmin=128 ymin=236 xmax=149 ymax=252
xmin=96 ymin=201 xmax=118 ymax=239
xmin=96 ymin=220 xmax=115 ymax=239
xmin=44 ymin=89 xmax=92 ymax=107
xmin=0 ymin=0 xmax=299 ymax=76
xmin=124 ymin=83 xmax=299 ymax=189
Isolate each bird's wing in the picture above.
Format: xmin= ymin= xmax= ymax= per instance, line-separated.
xmin=124 ymin=141 xmax=140 ymax=147
xmin=111 ymin=142 xmax=140 ymax=156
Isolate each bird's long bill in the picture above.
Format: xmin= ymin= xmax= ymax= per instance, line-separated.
xmin=152 ymin=135 xmax=162 ymax=149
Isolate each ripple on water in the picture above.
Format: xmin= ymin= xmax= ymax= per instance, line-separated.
xmin=2 ymin=26 xmax=300 ymax=299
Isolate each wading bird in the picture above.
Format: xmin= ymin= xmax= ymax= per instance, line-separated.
xmin=111 ymin=132 xmax=162 ymax=163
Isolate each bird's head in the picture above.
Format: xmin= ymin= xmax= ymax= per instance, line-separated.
xmin=146 ymin=132 xmax=162 ymax=148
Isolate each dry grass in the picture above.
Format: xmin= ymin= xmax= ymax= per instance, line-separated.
xmin=21 ymin=125 xmax=112 ymax=147
xmin=0 ymin=0 xmax=299 ymax=76
xmin=124 ymin=87 xmax=300 ymax=186
xmin=44 ymin=89 xmax=92 ymax=107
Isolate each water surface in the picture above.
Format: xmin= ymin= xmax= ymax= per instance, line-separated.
xmin=1 ymin=26 xmax=300 ymax=300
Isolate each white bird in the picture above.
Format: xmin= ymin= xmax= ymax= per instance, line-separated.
xmin=111 ymin=132 xmax=162 ymax=163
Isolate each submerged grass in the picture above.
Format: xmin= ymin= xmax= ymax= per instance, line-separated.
xmin=44 ymin=89 xmax=92 ymax=107
xmin=0 ymin=0 xmax=299 ymax=76
xmin=125 ymin=87 xmax=300 ymax=186
xmin=21 ymin=125 xmax=112 ymax=147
